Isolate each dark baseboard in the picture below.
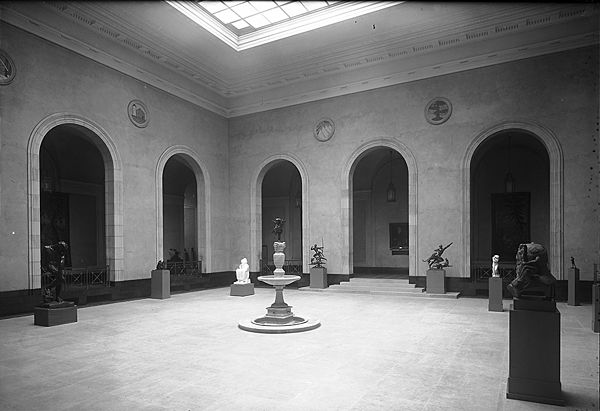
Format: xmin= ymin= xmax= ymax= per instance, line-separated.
xmin=0 ymin=271 xmax=238 ymax=318
xmin=408 ymin=276 xmax=595 ymax=302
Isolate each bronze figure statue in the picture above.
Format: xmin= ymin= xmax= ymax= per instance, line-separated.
xmin=41 ymin=241 xmax=70 ymax=305
xmin=310 ymin=243 xmax=327 ymax=268
xmin=507 ymin=243 xmax=556 ymax=299
xmin=423 ymin=242 xmax=453 ymax=269
xmin=272 ymin=217 xmax=286 ymax=241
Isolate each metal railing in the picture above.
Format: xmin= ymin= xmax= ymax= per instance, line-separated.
xmin=260 ymin=259 xmax=303 ymax=276
xmin=470 ymin=261 xmax=516 ymax=285
xmin=165 ymin=260 xmax=203 ymax=277
xmin=41 ymin=265 xmax=111 ymax=289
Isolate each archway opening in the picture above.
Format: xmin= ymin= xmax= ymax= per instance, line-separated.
xmin=162 ymin=155 xmax=201 ymax=266
xmin=470 ymin=130 xmax=550 ymax=281
xmin=352 ymin=148 xmax=409 ymax=277
xmin=39 ymin=124 xmax=108 ymax=288
xmin=261 ymin=160 xmax=302 ymax=274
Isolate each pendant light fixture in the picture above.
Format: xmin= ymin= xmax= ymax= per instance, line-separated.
xmin=386 ymin=150 xmax=397 ymax=202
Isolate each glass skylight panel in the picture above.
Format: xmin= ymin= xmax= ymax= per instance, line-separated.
xmin=302 ymin=1 xmax=328 ymax=12
xmin=199 ymin=1 xmax=228 ymax=14
xmin=246 ymin=13 xmax=270 ymax=28
xmin=263 ymin=7 xmax=288 ymax=23
xmin=214 ymin=8 xmax=240 ymax=24
xmin=222 ymin=1 xmax=244 ymax=6
xmin=281 ymin=2 xmax=307 ymax=17
xmin=249 ymin=1 xmax=277 ymax=12
xmin=231 ymin=2 xmax=257 ymax=18
xmin=232 ymin=19 xmax=250 ymax=29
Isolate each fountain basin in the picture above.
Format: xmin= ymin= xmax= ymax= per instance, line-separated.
xmin=258 ymin=275 xmax=300 ymax=287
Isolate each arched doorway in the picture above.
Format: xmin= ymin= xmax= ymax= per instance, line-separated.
xmin=162 ymin=155 xmax=198 ymax=265
xmin=463 ymin=122 xmax=563 ymax=279
xmin=156 ymin=146 xmax=209 ymax=273
xmin=39 ymin=125 xmax=106 ymax=274
xmin=341 ymin=139 xmax=418 ymax=277
xmin=261 ymin=160 xmax=303 ymax=274
xmin=352 ymin=148 xmax=409 ymax=276
xmin=28 ymin=114 xmax=123 ymax=288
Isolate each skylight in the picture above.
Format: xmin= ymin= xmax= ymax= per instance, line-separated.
xmin=168 ymin=1 xmax=400 ymax=51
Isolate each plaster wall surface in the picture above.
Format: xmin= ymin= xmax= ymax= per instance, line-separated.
xmin=229 ymin=46 xmax=599 ymax=279
xmin=0 ymin=24 xmax=229 ymax=291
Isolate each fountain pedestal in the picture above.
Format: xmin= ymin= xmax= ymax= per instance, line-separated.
xmin=238 ymin=242 xmax=320 ymax=333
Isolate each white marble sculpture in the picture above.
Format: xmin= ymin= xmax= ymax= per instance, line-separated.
xmin=492 ymin=254 xmax=500 ymax=277
xmin=235 ymin=258 xmax=250 ymax=284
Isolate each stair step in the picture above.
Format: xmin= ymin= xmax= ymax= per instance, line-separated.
xmin=333 ymin=284 xmax=422 ymax=293
xmin=349 ymin=278 xmax=409 ymax=284
xmin=298 ymin=286 xmax=460 ymax=299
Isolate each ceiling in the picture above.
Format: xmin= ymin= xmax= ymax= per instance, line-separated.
xmin=2 ymin=2 xmax=598 ymax=117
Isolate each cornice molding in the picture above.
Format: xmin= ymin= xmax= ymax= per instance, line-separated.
xmin=2 ymin=2 xmax=598 ymax=118
xmin=226 ymin=32 xmax=599 ymax=117
xmin=0 ymin=5 xmax=229 ymax=116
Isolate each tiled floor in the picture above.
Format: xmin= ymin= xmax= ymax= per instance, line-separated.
xmin=0 ymin=288 xmax=598 ymax=410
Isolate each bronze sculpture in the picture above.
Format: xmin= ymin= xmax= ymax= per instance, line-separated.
xmin=507 ymin=242 xmax=556 ymax=299
xmin=40 ymin=241 xmax=71 ymax=306
xmin=423 ymin=242 xmax=453 ymax=269
xmin=272 ymin=218 xmax=285 ymax=241
xmin=310 ymin=243 xmax=327 ymax=268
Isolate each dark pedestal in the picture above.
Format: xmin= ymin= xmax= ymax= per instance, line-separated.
xmin=151 ymin=269 xmax=170 ymax=299
xmin=34 ymin=306 xmax=77 ymax=326
xmin=592 ymin=284 xmax=600 ymax=333
xmin=506 ymin=299 xmax=563 ymax=405
xmin=426 ymin=269 xmax=445 ymax=294
xmin=568 ymin=267 xmax=580 ymax=306
xmin=310 ymin=267 xmax=327 ymax=289
xmin=230 ymin=283 xmax=254 ymax=296
xmin=488 ymin=277 xmax=503 ymax=312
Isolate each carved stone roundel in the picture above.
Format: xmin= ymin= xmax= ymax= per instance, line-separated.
xmin=128 ymin=99 xmax=149 ymax=128
xmin=425 ymin=97 xmax=452 ymax=125
xmin=313 ymin=118 xmax=335 ymax=142
xmin=0 ymin=50 xmax=16 ymax=85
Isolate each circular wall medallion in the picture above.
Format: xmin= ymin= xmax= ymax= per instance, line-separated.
xmin=425 ymin=97 xmax=452 ymax=125
xmin=127 ymin=99 xmax=149 ymax=128
xmin=313 ymin=118 xmax=335 ymax=142
xmin=0 ymin=50 xmax=16 ymax=85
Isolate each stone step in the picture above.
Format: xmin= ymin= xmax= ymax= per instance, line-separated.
xmin=345 ymin=280 xmax=417 ymax=289
xmin=348 ymin=277 xmax=410 ymax=284
xmin=332 ymin=284 xmax=422 ymax=293
xmin=298 ymin=286 xmax=460 ymax=299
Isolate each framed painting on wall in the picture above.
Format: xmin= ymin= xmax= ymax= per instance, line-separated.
xmin=389 ymin=222 xmax=408 ymax=255
xmin=491 ymin=192 xmax=530 ymax=262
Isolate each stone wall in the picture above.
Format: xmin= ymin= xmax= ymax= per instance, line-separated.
xmin=0 ymin=23 xmax=229 ymax=291
xmin=229 ymin=45 xmax=599 ymax=280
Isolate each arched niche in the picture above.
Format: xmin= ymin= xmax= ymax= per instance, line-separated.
xmin=28 ymin=113 xmax=123 ymax=286
xmin=462 ymin=121 xmax=563 ymax=279
xmin=250 ymin=154 xmax=310 ymax=273
xmin=155 ymin=145 xmax=211 ymax=273
xmin=341 ymin=139 xmax=418 ymax=276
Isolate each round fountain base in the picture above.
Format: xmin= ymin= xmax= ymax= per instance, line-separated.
xmin=238 ymin=317 xmax=320 ymax=334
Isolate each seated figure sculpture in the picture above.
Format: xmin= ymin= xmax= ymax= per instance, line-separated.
xmin=507 ymin=242 xmax=556 ymax=299
xmin=235 ymin=258 xmax=250 ymax=284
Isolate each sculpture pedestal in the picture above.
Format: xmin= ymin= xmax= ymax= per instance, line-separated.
xmin=230 ymin=282 xmax=254 ymax=296
xmin=310 ymin=267 xmax=327 ymax=289
xmin=34 ymin=305 xmax=77 ymax=326
xmin=567 ymin=267 xmax=580 ymax=306
xmin=506 ymin=299 xmax=563 ymax=405
xmin=592 ymin=284 xmax=600 ymax=333
xmin=426 ymin=269 xmax=445 ymax=294
xmin=151 ymin=269 xmax=170 ymax=299
xmin=488 ymin=276 xmax=503 ymax=312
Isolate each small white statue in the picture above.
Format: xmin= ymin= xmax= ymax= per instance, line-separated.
xmin=492 ymin=254 xmax=500 ymax=277
xmin=235 ymin=258 xmax=250 ymax=284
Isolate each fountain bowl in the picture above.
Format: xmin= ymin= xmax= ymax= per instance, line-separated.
xmin=258 ymin=275 xmax=300 ymax=287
